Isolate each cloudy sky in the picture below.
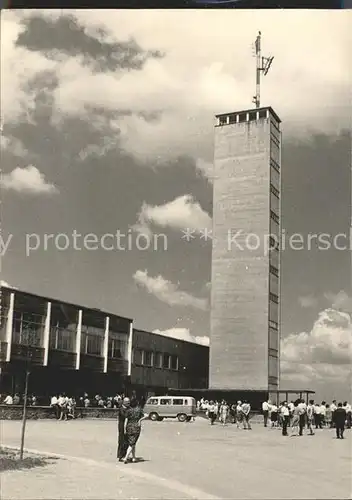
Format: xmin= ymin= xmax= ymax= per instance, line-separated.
xmin=1 ymin=10 xmax=351 ymax=401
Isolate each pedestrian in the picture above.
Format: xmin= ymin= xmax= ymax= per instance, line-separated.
xmin=306 ymin=400 xmax=315 ymax=436
xmin=314 ymin=402 xmax=321 ymax=429
xmin=343 ymin=401 xmax=351 ymax=429
xmin=236 ymin=401 xmax=243 ymax=429
xmin=262 ymin=399 xmax=270 ymax=427
xmin=330 ymin=400 xmax=337 ymax=428
xmin=117 ymin=397 xmax=130 ymax=461
xmin=207 ymin=400 xmax=217 ymax=425
xmin=334 ymin=402 xmax=347 ymax=439
xmin=122 ymin=398 xmax=147 ymax=463
xmin=230 ymin=403 xmax=237 ymax=424
xmin=219 ymin=401 xmax=229 ymax=426
xmin=241 ymin=401 xmax=251 ymax=430
xmin=297 ymin=399 xmax=307 ymax=436
xmin=280 ymin=402 xmax=290 ymax=436
xmin=325 ymin=403 xmax=332 ymax=428
xmin=290 ymin=401 xmax=300 ymax=437
xmin=270 ymin=402 xmax=278 ymax=428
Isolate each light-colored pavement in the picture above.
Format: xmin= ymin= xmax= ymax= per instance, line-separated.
xmin=1 ymin=418 xmax=351 ymax=499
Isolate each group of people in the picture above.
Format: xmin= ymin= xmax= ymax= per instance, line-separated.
xmin=49 ymin=392 xmax=129 ymax=420
xmin=197 ymin=399 xmax=252 ymax=429
xmin=262 ymin=399 xmax=351 ymax=438
xmin=1 ymin=393 xmax=37 ymax=406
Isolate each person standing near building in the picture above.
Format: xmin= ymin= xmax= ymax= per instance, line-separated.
xmin=50 ymin=394 xmax=60 ymax=419
xmin=306 ymin=400 xmax=315 ymax=436
xmin=207 ymin=400 xmax=217 ymax=425
xmin=334 ymin=403 xmax=347 ymax=439
xmin=117 ymin=397 xmax=130 ymax=461
xmin=230 ymin=402 xmax=237 ymax=424
xmin=313 ymin=402 xmax=321 ymax=429
xmin=236 ymin=401 xmax=243 ymax=429
xmin=297 ymin=399 xmax=307 ymax=436
xmin=330 ymin=400 xmax=337 ymax=428
xmin=343 ymin=401 xmax=351 ymax=429
xmin=270 ymin=402 xmax=278 ymax=428
xmin=219 ymin=401 xmax=229 ymax=426
xmin=241 ymin=401 xmax=252 ymax=430
xmin=290 ymin=401 xmax=300 ymax=437
xmin=3 ymin=394 xmax=13 ymax=405
xmin=280 ymin=402 xmax=290 ymax=436
xmin=262 ymin=400 xmax=270 ymax=427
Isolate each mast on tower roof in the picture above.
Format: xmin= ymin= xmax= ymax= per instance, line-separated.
xmin=252 ymin=31 xmax=274 ymax=109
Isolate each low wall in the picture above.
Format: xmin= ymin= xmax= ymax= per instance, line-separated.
xmin=0 ymin=405 xmax=119 ymax=420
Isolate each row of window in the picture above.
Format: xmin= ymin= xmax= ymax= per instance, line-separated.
xmin=270 ymin=210 xmax=280 ymax=224
xmin=270 ymin=132 xmax=280 ymax=148
xmin=269 ymin=319 xmax=279 ymax=330
xmin=270 ymin=158 xmax=280 ymax=174
xmin=269 ymin=237 xmax=279 ymax=252
xmin=270 ymin=265 xmax=279 ymax=278
xmin=270 ymin=184 xmax=280 ymax=199
xmin=133 ymin=349 xmax=179 ymax=371
xmin=269 ymin=292 xmax=279 ymax=304
xmin=218 ymin=109 xmax=269 ymax=126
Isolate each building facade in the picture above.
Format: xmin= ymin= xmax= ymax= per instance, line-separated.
xmin=131 ymin=329 xmax=209 ymax=397
xmin=210 ymin=106 xmax=281 ymax=394
xmin=0 ymin=286 xmax=208 ymax=399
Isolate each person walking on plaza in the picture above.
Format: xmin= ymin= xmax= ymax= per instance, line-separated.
xmin=236 ymin=401 xmax=243 ymax=429
xmin=280 ymin=402 xmax=290 ymax=436
xmin=219 ymin=401 xmax=229 ymax=426
xmin=306 ymin=400 xmax=315 ymax=436
xmin=325 ymin=403 xmax=332 ymax=428
xmin=343 ymin=401 xmax=351 ymax=429
xmin=313 ymin=402 xmax=321 ymax=429
xmin=208 ymin=401 xmax=217 ymax=425
xmin=334 ymin=402 xmax=347 ymax=439
xmin=297 ymin=399 xmax=307 ymax=436
xmin=230 ymin=403 xmax=237 ymax=424
xmin=262 ymin=399 xmax=270 ymax=427
xmin=270 ymin=402 xmax=278 ymax=428
xmin=330 ymin=400 xmax=337 ymax=428
xmin=117 ymin=397 xmax=130 ymax=461
xmin=290 ymin=401 xmax=300 ymax=437
xmin=242 ymin=401 xmax=252 ymax=430
xmin=122 ymin=398 xmax=147 ymax=463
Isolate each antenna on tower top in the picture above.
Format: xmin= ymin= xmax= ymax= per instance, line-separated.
xmin=252 ymin=31 xmax=274 ymax=109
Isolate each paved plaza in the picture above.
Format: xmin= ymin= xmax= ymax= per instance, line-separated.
xmin=1 ymin=418 xmax=351 ymax=499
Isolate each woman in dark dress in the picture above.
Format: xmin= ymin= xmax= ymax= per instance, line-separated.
xmin=117 ymin=397 xmax=130 ymax=461
xmin=122 ymin=398 xmax=147 ymax=463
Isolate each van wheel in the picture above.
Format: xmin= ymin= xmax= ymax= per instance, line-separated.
xmin=178 ymin=413 xmax=187 ymax=422
xmin=149 ymin=412 xmax=159 ymax=421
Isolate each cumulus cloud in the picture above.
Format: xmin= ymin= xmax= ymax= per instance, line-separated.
xmin=298 ymin=295 xmax=318 ymax=309
xmin=325 ymin=290 xmax=352 ymax=314
xmin=131 ymin=195 xmax=212 ymax=237
xmin=133 ymin=270 xmax=208 ymax=311
xmin=1 ymin=165 xmax=58 ymax=195
xmin=2 ymin=10 xmax=350 ymax=177
xmin=281 ymin=308 xmax=352 ymax=385
xmin=153 ymin=327 xmax=209 ymax=346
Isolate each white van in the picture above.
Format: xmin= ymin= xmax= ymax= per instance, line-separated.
xmin=144 ymin=396 xmax=196 ymax=422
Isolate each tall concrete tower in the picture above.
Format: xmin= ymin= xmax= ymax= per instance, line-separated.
xmin=209 ymin=106 xmax=281 ymax=397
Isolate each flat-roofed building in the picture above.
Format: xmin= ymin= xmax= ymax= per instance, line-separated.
xmin=0 ymin=285 xmax=208 ymax=400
